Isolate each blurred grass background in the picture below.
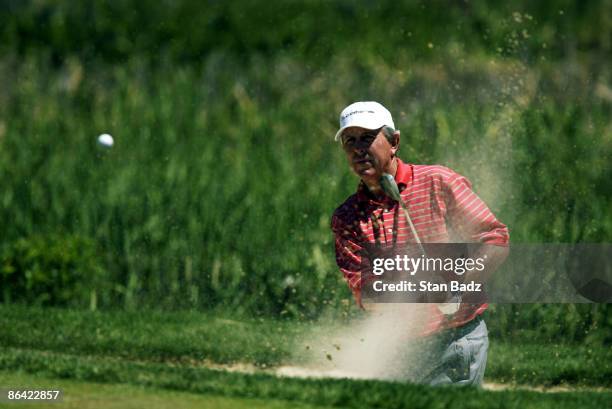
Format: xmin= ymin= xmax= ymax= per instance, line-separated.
xmin=0 ymin=1 xmax=610 ymax=342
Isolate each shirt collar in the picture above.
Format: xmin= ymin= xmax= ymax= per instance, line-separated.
xmin=356 ymin=159 xmax=413 ymax=204
xmin=394 ymin=158 xmax=412 ymax=191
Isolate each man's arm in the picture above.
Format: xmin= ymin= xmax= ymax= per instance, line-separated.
xmin=444 ymin=172 xmax=510 ymax=285
xmin=331 ymin=213 xmax=367 ymax=308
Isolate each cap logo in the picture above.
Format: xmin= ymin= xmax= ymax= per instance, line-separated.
xmin=341 ymin=110 xmax=375 ymax=120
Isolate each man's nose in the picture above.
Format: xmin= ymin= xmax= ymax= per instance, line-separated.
xmin=353 ymin=141 xmax=370 ymax=155
xmin=353 ymin=146 xmax=367 ymax=156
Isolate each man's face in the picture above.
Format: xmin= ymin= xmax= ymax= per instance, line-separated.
xmin=341 ymin=127 xmax=398 ymax=186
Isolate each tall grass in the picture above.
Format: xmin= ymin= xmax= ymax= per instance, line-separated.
xmin=0 ymin=52 xmax=609 ymax=316
xmin=0 ymin=1 xmax=610 ymax=318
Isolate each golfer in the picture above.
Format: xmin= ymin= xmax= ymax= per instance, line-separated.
xmin=331 ymin=101 xmax=509 ymax=386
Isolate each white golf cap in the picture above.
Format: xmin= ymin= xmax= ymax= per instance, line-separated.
xmin=334 ymin=101 xmax=395 ymax=141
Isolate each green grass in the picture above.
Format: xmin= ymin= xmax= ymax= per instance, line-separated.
xmin=1 ymin=6 xmax=609 ymax=407
xmin=0 ymin=370 xmax=332 ymax=409
xmin=0 ymin=348 xmax=610 ymax=409
xmin=0 ymin=0 xmax=610 ymax=356
xmin=0 ymin=306 xmax=609 ymax=387
xmin=487 ymin=343 xmax=611 ymax=387
xmin=1 ymin=44 xmax=610 ymax=316
xmin=0 ymin=305 xmax=300 ymax=366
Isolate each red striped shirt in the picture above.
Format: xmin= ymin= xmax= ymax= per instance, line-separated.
xmin=331 ymin=159 xmax=509 ymax=335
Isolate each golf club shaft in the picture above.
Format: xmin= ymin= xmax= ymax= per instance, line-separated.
xmin=398 ymin=200 xmax=425 ymax=254
xmin=378 ymin=172 xmax=426 ymax=254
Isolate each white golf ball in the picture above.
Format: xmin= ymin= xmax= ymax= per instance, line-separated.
xmin=97 ymin=133 xmax=114 ymax=148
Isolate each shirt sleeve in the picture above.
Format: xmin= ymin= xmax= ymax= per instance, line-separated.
xmin=444 ymin=172 xmax=509 ymax=245
xmin=331 ymin=213 xmax=369 ymax=307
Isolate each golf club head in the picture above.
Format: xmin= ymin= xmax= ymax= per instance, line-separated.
xmin=379 ymin=173 xmax=402 ymax=202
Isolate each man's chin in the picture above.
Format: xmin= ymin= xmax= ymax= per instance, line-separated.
xmin=358 ymin=169 xmax=381 ymax=185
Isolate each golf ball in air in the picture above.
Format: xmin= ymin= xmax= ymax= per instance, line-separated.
xmin=97 ymin=133 xmax=114 ymax=148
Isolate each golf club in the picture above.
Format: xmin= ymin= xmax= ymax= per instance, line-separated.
xmin=379 ymin=173 xmax=461 ymax=314
xmin=379 ymin=173 xmax=425 ymax=255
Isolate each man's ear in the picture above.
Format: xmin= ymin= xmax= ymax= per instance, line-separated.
xmin=391 ymin=130 xmax=401 ymax=155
